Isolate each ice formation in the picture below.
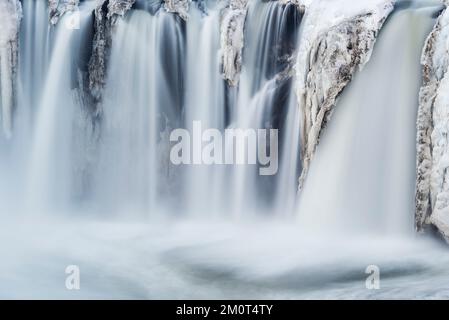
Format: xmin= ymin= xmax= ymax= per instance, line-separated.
xmin=0 ymin=0 xmax=22 ymax=138
xmin=219 ymin=0 xmax=305 ymax=86
xmin=295 ymin=0 xmax=394 ymax=189
xmin=415 ymin=3 xmax=449 ymax=238
xmin=48 ymin=0 xmax=79 ymax=25
xmin=88 ymin=2 xmax=110 ymax=106
xmin=107 ymin=0 xmax=136 ymax=19
xmin=164 ymin=0 xmax=191 ymax=21
xmin=47 ymin=0 xmax=136 ymax=105
xmin=87 ymin=0 xmax=135 ymax=111
xmin=219 ymin=0 xmax=249 ymax=86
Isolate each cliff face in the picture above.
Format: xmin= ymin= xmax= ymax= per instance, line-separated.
xmin=0 ymin=0 xmax=22 ymax=138
xmin=416 ymin=4 xmax=449 ymax=238
xmin=295 ymin=0 xmax=394 ymax=189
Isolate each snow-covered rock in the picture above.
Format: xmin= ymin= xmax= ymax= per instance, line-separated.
xmin=279 ymin=0 xmax=303 ymax=7
xmin=164 ymin=0 xmax=190 ymax=21
xmin=0 ymin=0 xmax=22 ymax=138
xmin=88 ymin=2 xmax=110 ymax=107
xmin=295 ymin=0 xmax=394 ymax=189
xmin=219 ymin=0 xmax=249 ymax=86
xmin=415 ymin=4 xmax=449 ymax=237
xmin=107 ymin=0 xmax=136 ymax=19
xmin=48 ymin=0 xmax=79 ymax=25
xmin=0 ymin=0 xmax=21 ymax=46
xmin=87 ymin=0 xmax=135 ymax=111
xmin=47 ymin=0 xmax=135 ymax=113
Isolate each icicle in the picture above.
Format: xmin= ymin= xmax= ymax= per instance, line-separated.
xmin=0 ymin=0 xmax=22 ymax=138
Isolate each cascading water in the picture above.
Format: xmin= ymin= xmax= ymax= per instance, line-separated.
xmin=227 ymin=0 xmax=303 ymax=216
xmin=297 ymin=1 xmax=440 ymax=236
xmin=183 ymin=1 xmax=227 ymax=216
xmin=25 ymin=2 xmax=98 ymax=213
xmin=11 ymin=0 xmax=50 ymax=166
xmin=3 ymin=0 xmax=449 ymax=299
xmin=88 ymin=0 xmax=304 ymax=217
xmin=93 ymin=7 xmax=184 ymax=215
xmin=18 ymin=0 xmax=51 ymax=121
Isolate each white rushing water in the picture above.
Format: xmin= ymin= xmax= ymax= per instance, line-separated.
xmin=228 ymin=0 xmax=303 ymax=216
xmin=2 ymin=0 xmax=449 ymax=299
xmin=94 ymin=8 xmax=183 ymax=215
xmin=26 ymin=1 xmax=98 ymax=213
xmin=183 ymin=2 xmax=227 ymax=216
xmin=298 ymin=1 xmax=441 ymax=237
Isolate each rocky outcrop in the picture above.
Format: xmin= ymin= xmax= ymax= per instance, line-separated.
xmin=0 ymin=0 xmax=22 ymax=138
xmin=87 ymin=0 xmax=135 ymax=113
xmin=219 ymin=0 xmax=249 ymax=86
xmin=48 ymin=0 xmax=79 ymax=25
xmin=164 ymin=0 xmax=190 ymax=21
xmin=107 ymin=0 xmax=136 ymax=19
xmin=296 ymin=0 xmax=394 ymax=189
xmin=415 ymin=4 xmax=449 ymax=237
xmin=88 ymin=2 xmax=110 ymax=109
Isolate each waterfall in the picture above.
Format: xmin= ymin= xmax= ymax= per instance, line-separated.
xmin=183 ymin=2 xmax=226 ymax=215
xmin=179 ymin=0 xmax=304 ymax=216
xmin=25 ymin=1 xmax=97 ymax=212
xmin=3 ymin=0 xmax=449 ymax=300
xmin=297 ymin=1 xmax=441 ymax=236
xmin=93 ymin=7 xmax=184 ymax=215
xmin=0 ymin=0 xmax=441 ymax=227
xmin=1 ymin=0 xmax=433 ymax=225
xmin=17 ymin=0 xmax=50 ymax=131
xmin=227 ymin=0 xmax=303 ymax=216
